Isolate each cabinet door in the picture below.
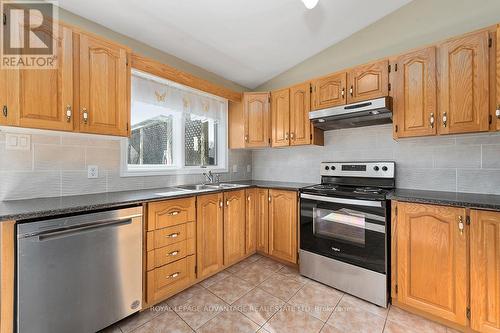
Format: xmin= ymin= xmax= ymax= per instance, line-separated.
xmin=290 ymin=83 xmax=311 ymax=146
xmin=244 ymin=93 xmax=270 ymax=148
xmin=11 ymin=25 xmax=74 ymax=131
xmin=224 ymin=190 xmax=246 ymax=266
xmin=495 ymin=25 xmax=500 ymax=131
xmin=397 ymin=202 xmax=468 ymax=325
xmin=311 ymin=72 xmax=347 ymax=110
xmin=347 ymin=60 xmax=389 ymax=103
xmin=470 ymin=210 xmax=500 ymax=333
xmin=256 ymin=188 xmax=269 ymax=254
xmin=438 ymin=31 xmax=489 ymax=134
xmin=79 ymin=33 xmax=129 ymax=136
xmin=0 ymin=69 xmax=18 ymax=126
xmin=197 ymin=193 xmax=224 ymax=279
xmin=394 ymin=47 xmax=437 ymax=138
xmin=271 ymin=88 xmax=290 ymax=147
xmin=245 ymin=189 xmax=257 ymax=254
xmin=269 ymin=190 xmax=297 ymax=264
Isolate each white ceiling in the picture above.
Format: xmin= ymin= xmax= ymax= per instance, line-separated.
xmin=58 ymin=0 xmax=412 ymax=89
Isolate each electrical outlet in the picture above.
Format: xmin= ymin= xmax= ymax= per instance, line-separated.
xmin=87 ymin=165 xmax=99 ymax=179
xmin=232 ymin=165 xmax=238 ymax=173
xmin=246 ymin=165 xmax=251 ymax=173
xmin=5 ymin=133 xmax=31 ymax=151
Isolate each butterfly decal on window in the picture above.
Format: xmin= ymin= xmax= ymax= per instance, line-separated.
xmin=155 ymin=91 xmax=167 ymax=102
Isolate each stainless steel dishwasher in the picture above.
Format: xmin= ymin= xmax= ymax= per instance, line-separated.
xmin=17 ymin=206 xmax=143 ymax=333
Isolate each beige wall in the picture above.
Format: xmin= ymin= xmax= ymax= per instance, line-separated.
xmin=58 ymin=7 xmax=248 ymax=92
xmin=257 ymin=0 xmax=500 ymax=91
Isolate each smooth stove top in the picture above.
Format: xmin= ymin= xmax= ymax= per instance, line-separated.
xmin=301 ymin=184 xmax=391 ymax=200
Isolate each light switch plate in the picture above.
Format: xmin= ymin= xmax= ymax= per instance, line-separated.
xmin=5 ymin=133 xmax=31 ymax=151
xmin=87 ymin=165 xmax=99 ymax=179
xmin=232 ymin=164 xmax=238 ymax=173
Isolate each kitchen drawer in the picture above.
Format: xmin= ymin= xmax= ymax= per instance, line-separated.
xmin=149 ymin=222 xmax=195 ymax=250
xmin=148 ymin=241 xmax=187 ymax=271
xmin=146 ymin=255 xmax=196 ymax=304
xmin=147 ymin=197 xmax=196 ymax=230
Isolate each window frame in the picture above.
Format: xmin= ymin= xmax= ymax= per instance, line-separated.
xmin=120 ymin=70 xmax=229 ymax=177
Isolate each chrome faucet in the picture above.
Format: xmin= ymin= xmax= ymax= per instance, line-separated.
xmin=203 ymin=170 xmax=214 ymax=184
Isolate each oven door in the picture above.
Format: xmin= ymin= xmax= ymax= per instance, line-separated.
xmin=300 ymin=193 xmax=387 ymax=274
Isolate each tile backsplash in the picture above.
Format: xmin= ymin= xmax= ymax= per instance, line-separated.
xmin=0 ymin=128 xmax=252 ymax=200
xmin=252 ymin=124 xmax=500 ymax=195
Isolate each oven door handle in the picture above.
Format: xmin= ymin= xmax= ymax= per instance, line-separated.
xmin=300 ymin=193 xmax=383 ymax=208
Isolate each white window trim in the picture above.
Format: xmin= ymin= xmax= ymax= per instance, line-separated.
xmin=120 ymin=71 xmax=229 ymax=177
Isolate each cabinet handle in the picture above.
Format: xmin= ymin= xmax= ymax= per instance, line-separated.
xmin=165 ymin=232 xmax=180 ymax=238
xmin=268 ymin=196 xmax=271 ymax=202
xmin=442 ymin=112 xmax=447 ymax=128
xmin=65 ymin=105 xmax=72 ymax=122
xmin=349 ymin=86 xmax=353 ymax=96
xmin=219 ymin=200 xmax=223 ymax=208
xmin=166 ymin=250 xmax=179 ymax=257
xmin=168 ymin=210 xmax=180 ymax=216
xmin=247 ymin=196 xmax=251 ymax=201
xmin=166 ymin=272 xmax=180 ymax=279
xmin=226 ymin=200 xmax=229 ymax=207
xmin=82 ymin=108 xmax=89 ymax=124
xmin=285 ymin=132 xmax=289 ymax=140
xmin=341 ymin=88 xmax=345 ymax=98
xmin=244 ymin=134 xmax=249 ymax=142
xmin=2 ymin=105 xmax=7 ymax=118
xmin=496 ymin=106 xmax=500 ymax=119
xmin=290 ymin=132 xmax=295 ymax=140
xmin=429 ymin=112 xmax=435 ymax=128
xmin=458 ymin=216 xmax=464 ymax=235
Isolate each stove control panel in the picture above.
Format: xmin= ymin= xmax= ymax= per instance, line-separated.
xmin=321 ymin=162 xmax=395 ymax=178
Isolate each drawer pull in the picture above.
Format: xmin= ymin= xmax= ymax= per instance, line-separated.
xmin=166 ymin=272 xmax=180 ymax=279
xmin=166 ymin=232 xmax=180 ymax=238
xmin=167 ymin=250 xmax=179 ymax=257
xmin=168 ymin=210 xmax=180 ymax=216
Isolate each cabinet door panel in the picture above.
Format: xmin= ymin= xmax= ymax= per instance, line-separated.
xmin=311 ymin=72 xmax=347 ymax=110
xmin=495 ymin=26 xmax=500 ymax=131
xmin=197 ymin=193 xmax=224 ymax=279
xmin=79 ymin=33 xmax=129 ymax=136
xmin=397 ymin=202 xmax=468 ymax=325
xmin=438 ymin=31 xmax=489 ymax=134
xmin=14 ymin=25 xmax=73 ymax=131
xmin=269 ymin=190 xmax=297 ymax=264
xmin=290 ymin=83 xmax=311 ymax=146
xmin=244 ymin=93 xmax=270 ymax=148
xmin=348 ymin=60 xmax=389 ymax=103
xmin=271 ymin=88 xmax=290 ymax=147
xmin=394 ymin=47 xmax=437 ymax=138
xmin=256 ymin=189 xmax=269 ymax=254
xmin=470 ymin=210 xmax=500 ymax=333
xmin=0 ymin=69 xmax=18 ymax=126
xmin=245 ymin=189 xmax=257 ymax=254
xmin=224 ymin=190 xmax=246 ymax=266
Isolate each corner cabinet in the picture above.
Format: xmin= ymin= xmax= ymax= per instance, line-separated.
xmin=268 ymin=189 xmax=298 ymax=264
xmin=78 ymin=32 xmax=130 ymax=136
xmin=223 ymin=190 xmax=246 ymax=266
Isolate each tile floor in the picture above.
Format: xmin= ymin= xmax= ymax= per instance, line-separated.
xmin=102 ymin=254 xmax=456 ymax=333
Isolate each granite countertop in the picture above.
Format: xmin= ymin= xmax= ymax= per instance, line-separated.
xmin=388 ymin=189 xmax=500 ymax=211
xmin=0 ymin=180 xmax=313 ymax=222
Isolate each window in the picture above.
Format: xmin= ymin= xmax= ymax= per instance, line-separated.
xmin=121 ymin=70 xmax=228 ymax=176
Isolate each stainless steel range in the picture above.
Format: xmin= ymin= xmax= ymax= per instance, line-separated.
xmin=299 ymin=161 xmax=395 ymax=307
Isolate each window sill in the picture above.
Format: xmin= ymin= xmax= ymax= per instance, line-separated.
xmin=120 ymin=166 xmax=228 ymax=177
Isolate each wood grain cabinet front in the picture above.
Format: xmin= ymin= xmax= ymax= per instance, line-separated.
xmin=271 ymin=88 xmax=291 ymax=147
xmin=244 ymin=92 xmax=271 ymax=148
xmin=495 ymin=24 xmax=500 ymax=131
xmin=268 ymin=189 xmax=297 ymax=264
xmin=223 ymin=190 xmax=246 ymax=266
xmin=147 ymin=197 xmax=196 ymax=230
xmin=311 ymin=72 xmax=347 ymax=110
xmin=347 ymin=59 xmax=389 ymax=104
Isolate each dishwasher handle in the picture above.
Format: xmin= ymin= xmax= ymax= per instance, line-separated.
xmin=35 ymin=218 xmax=133 ymax=241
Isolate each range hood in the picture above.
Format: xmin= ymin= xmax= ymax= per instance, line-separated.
xmin=309 ymin=97 xmax=392 ymax=130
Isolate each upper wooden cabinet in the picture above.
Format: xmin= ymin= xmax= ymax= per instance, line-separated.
xmin=271 ymin=88 xmax=290 ymax=147
xmin=311 ymin=72 xmax=347 ymax=110
xmin=396 ymin=202 xmax=468 ymax=326
xmin=438 ymin=31 xmax=490 ymax=135
xmin=347 ymin=59 xmax=389 ymax=103
xmin=223 ymin=190 xmax=246 ymax=266
xmin=495 ymin=25 xmax=500 ymax=131
xmin=244 ymin=92 xmax=271 ymax=148
xmin=268 ymin=189 xmax=297 ymax=264
xmin=393 ymin=47 xmax=437 ymax=138
xmin=470 ymin=209 xmax=500 ymax=333
xmin=78 ymin=32 xmax=130 ymax=136
xmin=196 ymin=193 xmax=224 ymax=279
xmin=0 ymin=69 xmax=18 ymax=126
xmin=290 ymin=82 xmax=312 ymax=146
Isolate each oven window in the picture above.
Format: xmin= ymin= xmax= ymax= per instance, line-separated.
xmin=312 ymin=207 xmax=369 ymax=245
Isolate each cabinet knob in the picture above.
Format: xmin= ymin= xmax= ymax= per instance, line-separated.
xmin=166 ymin=272 xmax=180 ymax=279
xmin=458 ymin=216 xmax=464 ymax=235
xmin=496 ymin=106 xmax=500 ymax=119
xmin=247 ymin=196 xmax=251 ymax=201
xmin=244 ymin=135 xmax=249 ymax=142
xmin=429 ymin=112 xmax=435 ymax=129
xmin=65 ymin=105 xmax=72 ymax=122
xmin=290 ymin=132 xmax=295 ymax=140
xmin=285 ymin=132 xmax=289 ymax=140
xmin=166 ymin=250 xmax=179 ymax=257
xmin=349 ymin=86 xmax=353 ymax=96
xmin=168 ymin=210 xmax=180 ymax=216
xmin=226 ymin=200 xmax=229 ymax=207
xmin=2 ymin=105 xmax=7 ymax=118
xmin=165 ymin=232 xmax=179 ymax=238
xmin=442 ymin=112 xmax=447 ymax=128
xmin=341 ymin=88 xmax=345 ymax=98
xmin=82 ymin=108 xmax=89 ymax=124
xmin=219 ymin=200 xmax=223 ymax=208
xmin=268 ymin=196 xmax=271 ymax=202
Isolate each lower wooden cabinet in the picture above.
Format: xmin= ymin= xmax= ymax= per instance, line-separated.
xmin=247 ymin=188 xmax=269 ymax=254
xmin=268 ymin=189 xmax=298 ymax=264
xmin=196 ymin=193 xmax=224 ymax=279
xmin=470 ymin=209 xmax=500 ymax=333
xmin=245 ymin=189 xmax=257 ymax=254
xmin=223 ymin=190 xmax=246 ymax=266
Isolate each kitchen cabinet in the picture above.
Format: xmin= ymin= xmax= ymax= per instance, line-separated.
xmin=393 ymin=47 xmax=437 ymax=138
xmin=247 ymin=188 xmax=269 ymax=254
xmin=223 ymin=190 xmax=246 ymax=266
xmin=470 ymin=209 xmax=500 ymax=333
xmin=196 ymin=193 xmax=224 ymax=279
xmin=268 ymin=189 xmax=298 ymax=264
xmin=245 ymin=189 xmax=257 ymax=254
xmin=495 ymin=25 xmax=500 ymax=131
xmin=347 ymin=59 xmax=389 ymax=104
xmin=311 ymin=72 xmax=347 ymax=110
xmin=0 ymin=69 xmax=17 ymax=127
xmin=271 ymin=88 xmax=291 ymax=147
xmin=78 ymin=32 xmax=130 ymax=136
xmin=395 ymin=202 xmax=468 ymax=326
xmin=438 ymin=31 xmax=490 ymax=134
xmin=245 ymin=92 xmax=271 ymax=148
